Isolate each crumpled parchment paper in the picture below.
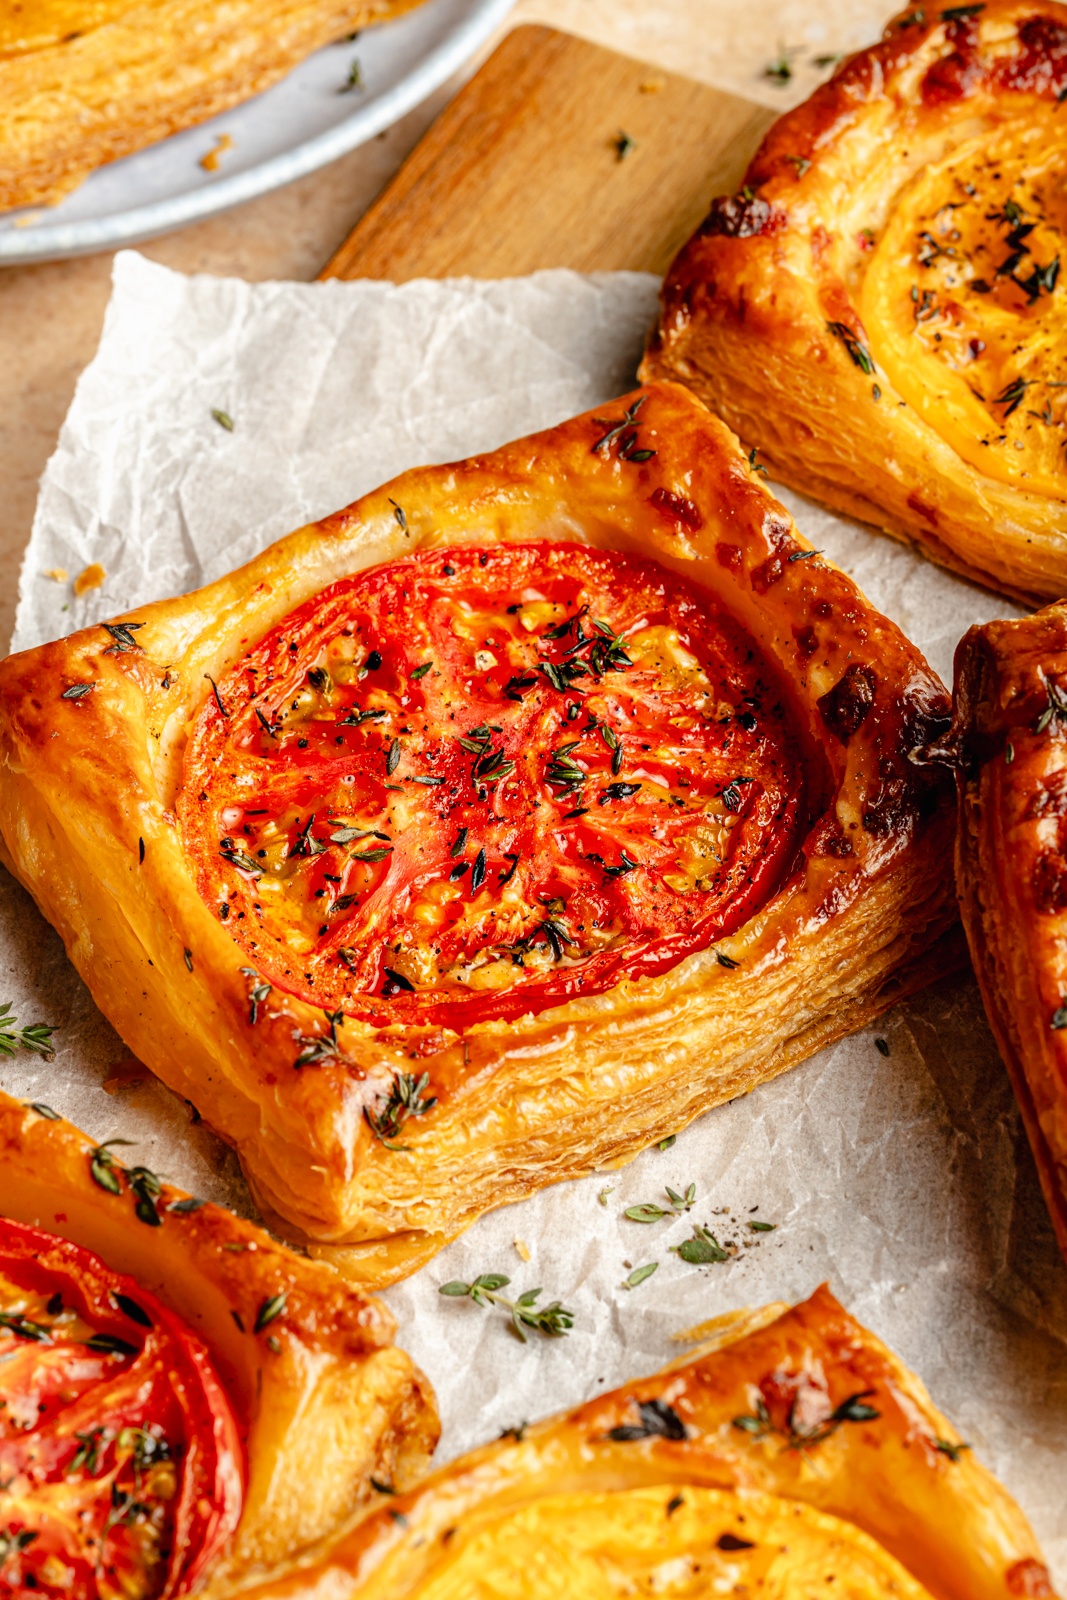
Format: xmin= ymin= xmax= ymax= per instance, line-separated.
xmin=3 ymin=250 xmax=1064 ymax=1578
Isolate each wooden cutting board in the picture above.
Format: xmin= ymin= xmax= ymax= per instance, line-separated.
xmin=320 ymin=23 xmax=775 ymax=282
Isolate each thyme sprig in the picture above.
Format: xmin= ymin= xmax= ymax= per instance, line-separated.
xmin=0 ymin=1001 xmax=56 ymax=1058
xmin=438 ymin=1273 xmax=574 ymax=1342
xmin=71 ymin=1426 xmax=107 ymax=1474
xmin=732 ymin=1387 xmax=880 ymax=1451
xmin=591 ymin=396 xmax=646 ymax=456
xmin=294 ymin=1009 xmax=344 ymax=1068
xmin=240 ymin=968 xmax=272 ymax=1024
xmin=365 ymin=1070 xmax=437 ymax=1148
xmin=546 ymin=743 xmax=586 ymax=792
xmin=994 ymin=377 xmax=1034 ymax=417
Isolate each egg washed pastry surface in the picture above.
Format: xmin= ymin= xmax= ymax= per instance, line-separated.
xmin=643 ymin=0 xmax=1067 ymax=603
xmin=0 ymin=0 xmax=425 ymax=212
xmin=230 ymin=1285 xmax=1058 ymax=1600
xmin=950 ymin=600 xmax=1067 ymax=1271
xmin=0 ymin=383 xmax=962 ymax=1285
xmin=0 ymin=1089 xmax=438 ymax=1597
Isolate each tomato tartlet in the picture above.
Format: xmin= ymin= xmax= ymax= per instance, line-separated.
xmin=0 ymin=382 xmax=961 ymax=1284
xmin=0 ymin=1091 xmax=438 ymax=1595
xmin=643 ymin=0 xmax=1067 ymax=603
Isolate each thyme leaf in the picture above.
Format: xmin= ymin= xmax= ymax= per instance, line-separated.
xmin=622 ymin=1262 xmax=659 ymax=1289
xmin=102 ymin=622 xmax=145 ymax=654
xmin=606 ymin=1398 xmax=687 ymax=1442
xmin=672 ymin=1224 xmax=729 ymax=1264
xmin=254 ymin=1292 xmax=287 ymax=1333
xmin=85 ymin=1333 xmax=138 ymax=1357
xmin=89 ymin=1139 xmax=134 ymax=1196
xmin=220 ymin=845 xmax=262 ymax=876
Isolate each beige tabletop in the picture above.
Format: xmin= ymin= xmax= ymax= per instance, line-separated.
xmin=0 ymin=0 xmax=887 ymax=653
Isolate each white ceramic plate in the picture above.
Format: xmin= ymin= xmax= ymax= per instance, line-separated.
xmin=0 ymin=0 xmax=513 ymax=264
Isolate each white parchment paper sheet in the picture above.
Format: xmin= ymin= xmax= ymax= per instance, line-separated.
xmin=3 ymin=251 xmax=1065 ymax=1576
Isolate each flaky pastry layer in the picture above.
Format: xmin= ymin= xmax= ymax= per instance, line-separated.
xmin=951 ymin=602 xmax=1067 ymax=1268
xmin=0 ymin=382 xmax=961 ymax=1284
xmin=0 ymin=0 xmax=423 ymax=212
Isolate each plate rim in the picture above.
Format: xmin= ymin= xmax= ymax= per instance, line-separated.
xmin=0 ymin=0 xmax=514 ymax=265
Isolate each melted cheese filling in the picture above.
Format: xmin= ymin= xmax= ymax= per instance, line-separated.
xmin=863 ymin=114 xmax=1067 ymax=498
xmin=386 ymin=1486 xmax=932 ymax=1599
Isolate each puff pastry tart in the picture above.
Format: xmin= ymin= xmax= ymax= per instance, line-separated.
xmin=0 ymin=1089 xmax=438 ymax=1596
xmin=226 ymin=1284 xmax=1056 ymax=1600
xmin=0 ymin=382 xmax=961 ymax=1286
xmin=644 ymin=0 xmax=1067 ymax=603
xmin=0 ymin=0 xmax=424 ymax=213
xmin=951 ymin=601 xmax=1067 ymax=1266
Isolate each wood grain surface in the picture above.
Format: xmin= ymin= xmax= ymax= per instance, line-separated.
xmin=321 ymin=24 xmax=775 ymax=282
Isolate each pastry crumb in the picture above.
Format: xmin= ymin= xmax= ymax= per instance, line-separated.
xmin=74 ymin=562 xmax=105 ymax=595
xmin=639 ymin=76 xmax=666 ymax=93
xmin=102 ymin=1058 xmax=149 ymax=1093
xmin=42 ymin=567 xmax=68 ymax=582
xmin=513 ymin=1236 xmax=531 ymax=1262
xmin=200 ymin=134 xmax=233 ymax=172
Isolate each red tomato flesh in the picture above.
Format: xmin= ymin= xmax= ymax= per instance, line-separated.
xmin=181 ymin=542 xmax=807 ymax=1029
xmin=0 ymin=1218 xmax=243 ymax=1599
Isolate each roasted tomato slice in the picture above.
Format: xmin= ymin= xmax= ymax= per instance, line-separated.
xmin=181 ymin=541 xmax=808 ymax=1028
xmin=0 ymin=1218 xmax=243 ymax=1599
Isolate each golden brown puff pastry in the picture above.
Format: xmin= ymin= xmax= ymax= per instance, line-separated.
xmin=0 ymin=382 xmax=962 ymax=1288
xmin=224 ymin=1284 xmax=1057 ymax=1600
xmin=0 ymin=0 xmax=425 ymax=213
xmin=643 ymin=0 xmax=1067 ymax=605
xmin=950 ymin=601 xmax=1067 ymax=1267
xmin=0 ymin=1088 xmax=438 ymax=1595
